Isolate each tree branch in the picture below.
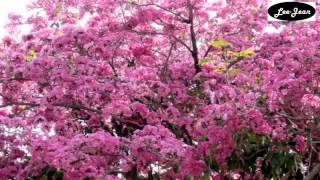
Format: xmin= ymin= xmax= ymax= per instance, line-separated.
xmin=276 ymin=111 xmax=314 ymax=120
xmin=187 ymin=0 xmax=200 ymax=73
xmin=160 ymin=43 xmax=174 ymax=83
xmin=203 ymin=46 xmax=212 ymax=59
xmin=304 ymin=163 xmax=320 ymax=180
xmin=0 ymin=97 xmax=102 ymax=114
xmin=129 ymin=30 xmax=193 ymax=54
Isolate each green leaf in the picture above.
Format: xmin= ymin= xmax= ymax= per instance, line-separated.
xmin=199 ymin=135 xmax=208 ymax=142
xmin=211 ymin=65 xmax=227 ymax=73
xmin=205 ymin=156 xmax=219 ymax=171
xmin=198 ymin=57 xmax=211 ymax=66
xmin=38 ymin=166 xmax=64 ymax=180
xmin=238 ymin=49 xmax=255 ymax=58
xmin=24 ymin=49 xmax=37 ymax=62
xmin=227 ymin=153 xmax=239 ymax=170
xmin=209 ymin=38 xmax=232 ymax=48
xmin=227 ymin=49 xmax=255 ymax=58
xmin=262 ymin=151 xmax=302 ymax=179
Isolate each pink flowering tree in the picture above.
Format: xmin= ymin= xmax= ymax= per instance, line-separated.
xmin=0 ymin=0 xmax=320 ymax=179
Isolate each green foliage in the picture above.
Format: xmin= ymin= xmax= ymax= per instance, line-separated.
xmin=227 ymin=131 xmax=269 ymax=173
xmin=23 ymin=155 xmax=31 ymax=162
xmin=188 ymin=80 xmax=210 ymax=102
xmin=24 ymin=49 xmax=37 ymax=62
xmin=227 ymin=49 xmax=255 ymax=58
xmin=256 ymin=94 xmax=267 ymax=108
xmin=29 ymin=166 xmax=64 ymax=180
xmin=205 ymin=156 xmax=220 ymax=172
xmin=238 ymin=49 xmax=255 ymax=58
xmin=226 ymin=131 xmax=303 ymax=179
xmin=209 ymin=39 xmax=232 ymax=48
xmin=261 ymin=151 xmax=301 ymax=179
xmin=198 ymin=57 xmax=211 ymax=66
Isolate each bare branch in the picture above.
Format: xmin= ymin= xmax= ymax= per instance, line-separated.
xmin=276 ymin=111 xmax=313 ymax=120
xmin=203 ymin=46 xmax=212 ymax=58
xmin=187 ymin=0 xmax=200 ymax=73
xmin=0 ymin=96 xmax=102 ymax=114
xmin=129 ymin=29 xmax=193 ymax=54
xmin=160 ymin=43 xmax=174 ymax=83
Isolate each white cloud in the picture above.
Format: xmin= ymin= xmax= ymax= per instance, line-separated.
xmin=0 ymin=0 xmax=29 ymax=36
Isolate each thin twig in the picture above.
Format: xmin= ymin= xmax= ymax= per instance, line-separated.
xmin=0 ymin=96 xmax=102 ymax=114
xmin=129 ymin=30 xmax=193 ymax=54
xmin=129 ymin=2 xmax=190 ymax=23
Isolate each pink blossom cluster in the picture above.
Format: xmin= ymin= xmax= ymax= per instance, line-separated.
xmin=301 ymin=94 xmax=320 ymax=109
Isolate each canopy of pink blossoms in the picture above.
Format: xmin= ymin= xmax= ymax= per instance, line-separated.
xmin=0 ymin=0 xmax=320 ymax=179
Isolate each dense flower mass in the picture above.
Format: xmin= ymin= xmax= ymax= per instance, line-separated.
xmin=0 ymin=0 xmax=320 ymax=179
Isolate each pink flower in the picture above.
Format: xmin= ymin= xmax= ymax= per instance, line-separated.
xmin=138 ymin=55 xmax=156 ymax=66
xmin=131 ymin=102 xmax=150 ymax=117
xmin=179 ymin=158 xmax=206 ymax=177
xmin=132 ymin=46 xmax=149 ymax=58
xmin=295 ymin=135 xmax=306 ymax=153
xmin=247 ymin=111 xmax=272 ymax=135
xmin=301 ymin=94 xmax=320 ymax=108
